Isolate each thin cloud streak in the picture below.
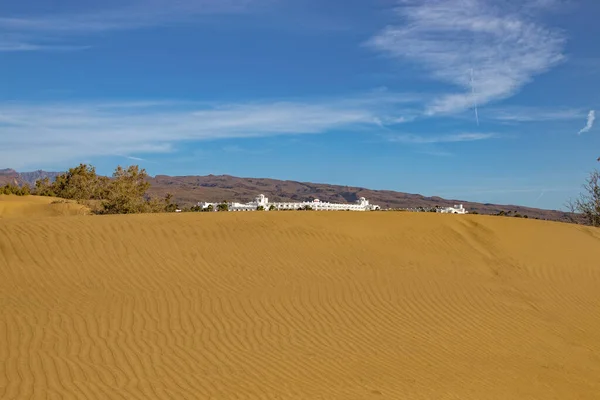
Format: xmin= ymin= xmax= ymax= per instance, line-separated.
xmin=388 ymin=132 xmax=497 ymax=144
xmin=368 ymin=0 xmax=565 ymax=115
xmin=0 ymin=1 xmax=253 ymax=32
xmin=416 ymin=149 xmax=455 ymax=157
xmin=125 ymin=156 xmax=146 ymax=161
xmin=486 ymin=106 xmax=586 ymax=122
xmin=0 ymin=94 xmax=418 ymax=168
xmin=0 ymin=0 xmax=256 ymax=51
xmin=0 ymin=42 xmax=90 ymax=52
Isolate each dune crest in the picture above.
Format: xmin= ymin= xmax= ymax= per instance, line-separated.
xmin=1 ymin=211 xmax=599 ymax=399
xmin=0 ymin=195 xmax=90 ymax=218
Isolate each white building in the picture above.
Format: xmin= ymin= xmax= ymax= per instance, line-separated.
xmin=198 ymin=194 xmax=380 ymax=212
xmin=438 ymin=204 xmax=468 ymax=214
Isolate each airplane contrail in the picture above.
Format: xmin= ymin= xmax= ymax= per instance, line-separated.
xmin=535 ymin=191 xmax=545 ymax=203
xmin=470 ymin=68 xmax=479 ymax=126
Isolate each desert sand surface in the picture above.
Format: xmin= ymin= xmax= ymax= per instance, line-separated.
xmin=0 ymin=195 xmax=89 ymax=219
xmin=1 ymin=204 xmax=600 ymax=399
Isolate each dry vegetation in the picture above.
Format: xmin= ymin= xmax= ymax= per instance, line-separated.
xmin=1 ymin=209 xmax=599 ymax=399
xmin=568 ymin=169 xmax=600 ymax=227
xmin=2 ymin=164 xmax=177 ymax=215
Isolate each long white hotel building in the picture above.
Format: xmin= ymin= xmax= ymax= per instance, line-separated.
xmin=198 ymin=194 xmax=381 ymax=212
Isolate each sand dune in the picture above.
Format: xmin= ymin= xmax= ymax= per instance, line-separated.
xmin=0 ymin=195 xmax=90 ymax=218
xmin=1 ymin=208 xmax=600 ymax=399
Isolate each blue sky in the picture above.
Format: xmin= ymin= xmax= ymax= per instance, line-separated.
xmin=1 ymin=0 xmax=599 ymax=210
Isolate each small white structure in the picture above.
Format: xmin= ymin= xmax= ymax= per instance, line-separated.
xmin=198 ymin=194 xmax=380 ymax=212
xmin=438 ymin=204 xmax=468 ymax=214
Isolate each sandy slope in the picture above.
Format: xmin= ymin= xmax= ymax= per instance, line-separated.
xmin=1 ymin=210 xmax=599 ymax=399
xmin=0 ymin=195 xmax=89 ymax=218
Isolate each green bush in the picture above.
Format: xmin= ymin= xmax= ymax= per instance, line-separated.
xmin=1 ymin=183 xmax=32 ymax=196
xmin=51 ymin=164 xmax=108 ymax=201
xmin=34 ymin=178 xmax=56 ymax=197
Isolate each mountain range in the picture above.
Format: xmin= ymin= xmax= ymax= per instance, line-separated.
xmin=0 ymin=168 xmax=62 ymax=187
xmin=0 ymin=168 xmax=573 ymax=221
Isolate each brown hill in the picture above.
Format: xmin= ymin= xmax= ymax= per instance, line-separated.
xmin=1 ymin=210 xmax=599 ymax=399
xmin=2 ymin=168 xmax=574 ymax=221
xmin=147 ymin=174 xmax=573 ymax=221
xmin=0 ymin=168 xmax=61 ymax=187
xmin=18 ymin=170 xmax=62 ymax=186
xmin=0 ymin=168 xmax=20 ymax=186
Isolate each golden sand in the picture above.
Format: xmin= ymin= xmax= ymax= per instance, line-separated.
xmin=0 ymin=195 xmax=89 ymax=218
xmin=1 ymin=201 xmax=599 ymax=399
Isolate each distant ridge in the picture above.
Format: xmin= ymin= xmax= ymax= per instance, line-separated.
xmin=0 ymin=169 xmax=20 ymax=186
xmin=146 ymin=174 xmax=574 ymax=222
xmin=1 ymin=168 xmax=573 ymax=221
xmin=0 ymin=168 xmax=61 ymax=186
xmin=18 ymin=170 xmax=62 ymax=186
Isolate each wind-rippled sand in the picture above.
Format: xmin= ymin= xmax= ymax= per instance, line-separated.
xmin=1 ymin=204 xmax=600 ymax=399
xmin=0 ymin=195 xmax=89 ymax=219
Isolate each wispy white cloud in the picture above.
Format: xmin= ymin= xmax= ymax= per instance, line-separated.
xmin=387 ymin=132 xmax=497 ymax=144
xmin=416 ymin=149 xmax=455 ymax=157
xmin=221 ymin=145 xmax=269 ymax=154
xmin=367 ymin=0 xmax=565 ymax=115
xmin=486 ymin=106 xmax=586 ymax=122
xmin=0 ymin=0 xmax=256 ymax=51
xmin=0 ymin=1 xmax=251 ymax=32
xmin=0 ymin=32 xmax=89 ymax=52
xmin=577 ymin=110 xmax=596 ymax=135
xmin=125 ymin=156 xmax=147 ymax=161
xmin=0 ymin=42 xmax=90 ymax=52
xmin=0 ymin=93 xmax=419 ymax=168
xmin=112 ymin=153 xmax=160 ymax=163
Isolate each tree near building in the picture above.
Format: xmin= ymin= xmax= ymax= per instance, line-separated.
xmin=162 ymin=193 xmax=179 ymax=213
